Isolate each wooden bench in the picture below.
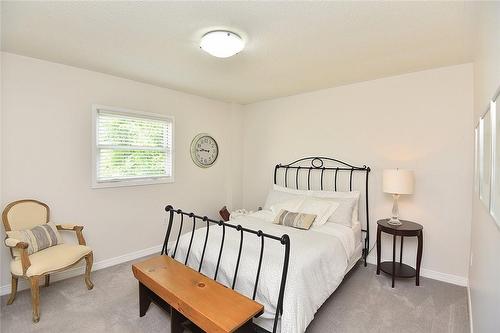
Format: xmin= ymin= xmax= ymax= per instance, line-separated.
xmin=132 ymin=255 xmax=264 ymax=333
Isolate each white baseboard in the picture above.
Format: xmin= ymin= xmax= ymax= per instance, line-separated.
xmin=418 ymin=267 xmax=468 ymax=286
xmin=0 ymin=243 xmax=166 ymax=296
xmin=467 ymin=284 xmax=474 ymax=333
xmin=1 ymin=244 xmax=469 ymax=294
xmin=366 ymin=256 xmax=468 ymax=287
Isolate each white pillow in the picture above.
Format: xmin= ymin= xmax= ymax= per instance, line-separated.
xmin=306 ymin=190 xmax=360 ymax=223
xmin=270 ymin=197 xmax=305 ymax=217
xmin=296 ymin=197 xmax=339 ymax=226
xmin=263 ymin=185 xmax=306 ymax=210
xmin=324 ymin=198 xmax=357 ymax=227
xmin=271 ymin=185 xmax=360 ymax=227
xmin=272 ymin=184 xmax=308 ymax=195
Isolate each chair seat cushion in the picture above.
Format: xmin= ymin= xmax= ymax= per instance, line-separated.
xmin=10 ymin=244 xmax=92 ymax=277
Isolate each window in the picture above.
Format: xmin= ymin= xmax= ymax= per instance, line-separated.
xmin=92 ymin=105 xmax=174 ymax=188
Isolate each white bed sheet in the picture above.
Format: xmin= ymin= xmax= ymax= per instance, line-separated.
xmin=173 ymin=210 xmax=361 ymax=333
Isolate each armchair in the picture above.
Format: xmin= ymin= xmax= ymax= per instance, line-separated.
xmin=2 ymin=199 xmax=94 ymax=322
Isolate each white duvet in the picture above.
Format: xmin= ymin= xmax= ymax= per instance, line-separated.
xmin=173 ymin=210 xmax=355 ymax=333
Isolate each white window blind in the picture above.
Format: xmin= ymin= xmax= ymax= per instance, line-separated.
xmin=93 ymin=106 xmax=173 ymax=186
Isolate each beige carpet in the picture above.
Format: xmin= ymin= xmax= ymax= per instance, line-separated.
xmin=0 ymin=257 xmax=469 ymax=333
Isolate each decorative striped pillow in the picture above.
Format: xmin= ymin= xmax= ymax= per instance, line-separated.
xmin=273 ymin=209 xmax=316 ymax=230
xmin=6 ymin=222 xmax=63 ymax=257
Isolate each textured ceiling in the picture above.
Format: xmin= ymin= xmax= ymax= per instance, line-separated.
xmin=1 ymin=1 xmax=475 ymax=104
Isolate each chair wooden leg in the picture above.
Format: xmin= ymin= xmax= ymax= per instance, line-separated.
xmin=44 ymin=274 xmax=50 ymax=287
xmin=84 ymin=252 xmax=94 ymax=290
xmin=7 ymin=275 xmax=18 ymax=305
xmin=30 ymin=276 xmax=40 ymax=323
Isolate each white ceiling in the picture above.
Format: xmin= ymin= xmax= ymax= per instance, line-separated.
xmin=1 ymin=1 xmax=475 ymax=104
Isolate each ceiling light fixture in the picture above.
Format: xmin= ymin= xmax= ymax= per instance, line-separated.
xmin=200 ymin=30 xmax=244 ymax=58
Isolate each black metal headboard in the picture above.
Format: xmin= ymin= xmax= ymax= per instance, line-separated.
xmin=274 ymin=157 xmax=370 ymax=266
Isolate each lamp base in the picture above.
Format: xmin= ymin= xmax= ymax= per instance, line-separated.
xmin=388 ymin=194 xmax=402 ymax=226
xmin=387 ymin=217 xmax=402 ymax=226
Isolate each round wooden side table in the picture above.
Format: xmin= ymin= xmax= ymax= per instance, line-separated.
xmin=376 ymin=219 xmax=423 ymax=288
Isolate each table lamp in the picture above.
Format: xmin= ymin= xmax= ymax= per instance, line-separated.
xmin=383 ymin=169 xmax=414 ymax=225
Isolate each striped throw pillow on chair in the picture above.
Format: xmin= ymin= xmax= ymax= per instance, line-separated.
xmin=6 ymin=222 xmax=63 ymax=257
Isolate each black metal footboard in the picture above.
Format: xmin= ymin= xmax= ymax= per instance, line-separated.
xmin=161 ymin=205 xmax=290 ymax=333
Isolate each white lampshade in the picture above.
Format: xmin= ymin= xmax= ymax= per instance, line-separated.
xmin=383 ymin=169 xmax=414 ymax=195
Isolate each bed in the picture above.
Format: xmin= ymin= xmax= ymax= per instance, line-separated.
xmin=161 ymin=157 xmax=370 ymax=333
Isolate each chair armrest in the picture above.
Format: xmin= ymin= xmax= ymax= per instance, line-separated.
xmin=5 ymin=237 xmax=28 ymax=249
xmin=4 ymin=238 xmax=31 ymax=275
xmin=57 ymin=224 xmax=81 ymax=231
xmin=56 ymin=224 xmax=86 ymax=246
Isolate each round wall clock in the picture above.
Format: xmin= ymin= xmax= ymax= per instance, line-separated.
xmin=190 ymin=133 xmax=219 ymax=168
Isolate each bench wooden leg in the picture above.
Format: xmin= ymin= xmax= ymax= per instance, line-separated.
xmin=171 ymin=307 xmax=187 ymax=333
xmin=139 ymin=283 xmax=152 ymax=317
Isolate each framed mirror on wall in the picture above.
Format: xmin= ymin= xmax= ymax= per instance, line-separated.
xmin=479 ymin=109 xmax=491 ymax=208
xmin=475 ymin=125 xmax=479 ymax=194
xmin=476 ymin=87 xmax=500 ymax=228
xmin=489 ymin=100 xmax=500 ymax=227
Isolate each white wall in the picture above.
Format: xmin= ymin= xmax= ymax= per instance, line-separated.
xmin=0 ymin=53 xmax=243 ymax=288
xmin=242 ymin=64 xmax=474 ymax=282
xmin=0 ymin=53 xmax=476 ymax=293
xmin=469 ymin=3 xmax=500 ymax=332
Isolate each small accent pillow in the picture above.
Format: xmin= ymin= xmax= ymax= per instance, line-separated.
xmin=6 ymin=222 xmax=63 ymax=257
xmin=274 ymin=209 xmax=316 ymax=230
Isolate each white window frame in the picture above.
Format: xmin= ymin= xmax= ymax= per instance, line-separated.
xmin=92 ymin=105 xmax=174 ymax=188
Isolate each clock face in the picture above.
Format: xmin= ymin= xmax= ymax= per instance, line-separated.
xmin=190 ymin=134 xmax=219 ymax=168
